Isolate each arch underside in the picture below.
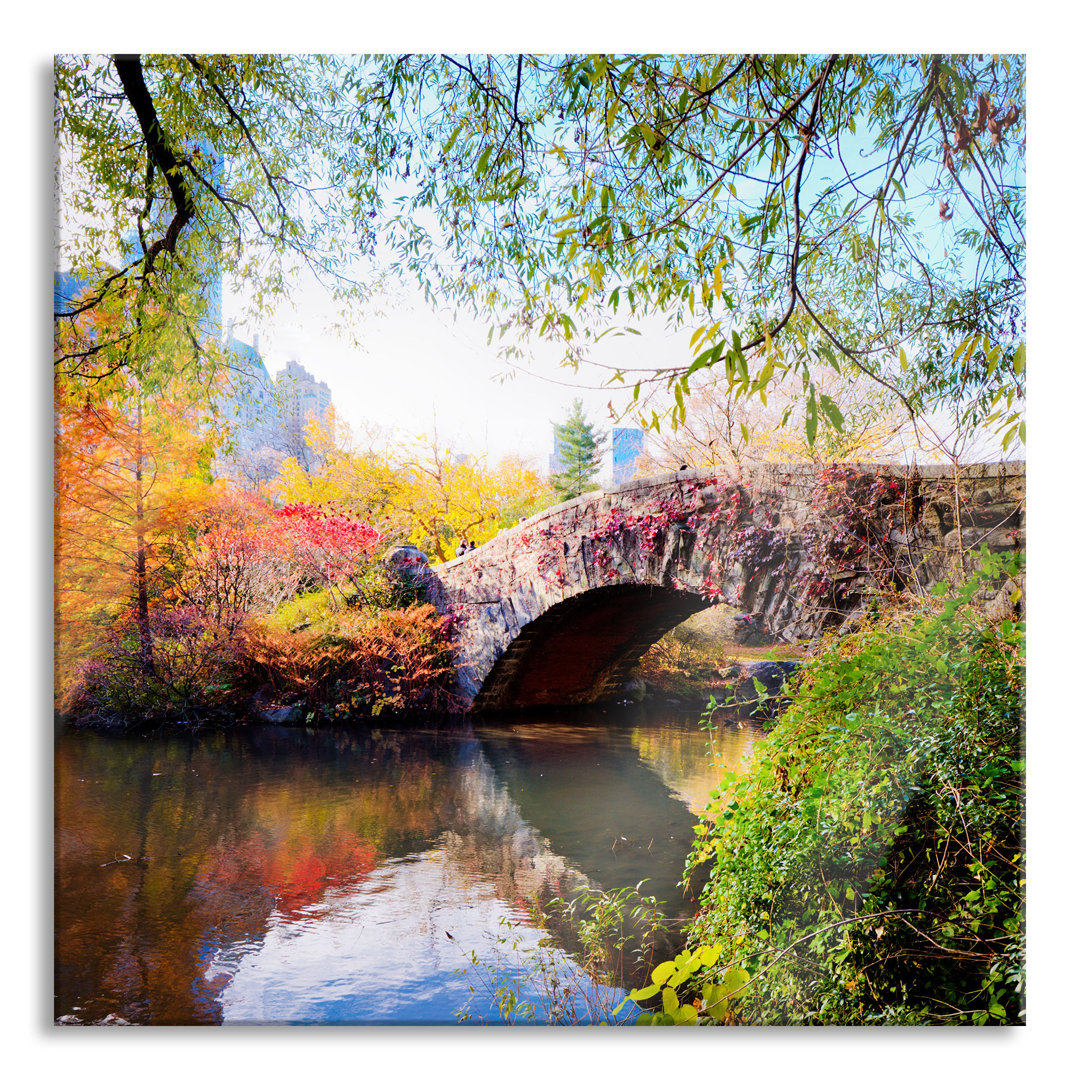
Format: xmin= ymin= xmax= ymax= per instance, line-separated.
xmin=471 ymin=584 xmax=710 ymax=712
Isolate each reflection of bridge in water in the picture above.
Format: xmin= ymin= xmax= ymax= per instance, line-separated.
xmin=391 ymin=463 xmax=1025 ymax=711
xmin=55 ymin=709 xmax=758 ymax=1023
xmin=473 ymin=715 xmax=709 ymax=914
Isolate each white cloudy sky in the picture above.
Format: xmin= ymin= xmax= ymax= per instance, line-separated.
xmin=230 ymin=266 xmax=690 ymax=475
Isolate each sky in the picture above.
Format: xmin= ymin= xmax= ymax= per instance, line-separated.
xmin=212 ymin=51 xmax=1026 ymax=476
xmin=229 ymin=264 xmax=690 ymax=477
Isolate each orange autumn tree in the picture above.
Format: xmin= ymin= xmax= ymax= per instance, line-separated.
xmin=55 ymin=382 xmax=216 ymax=686
xmin=54 ymin=283 xmax=222 ymax=699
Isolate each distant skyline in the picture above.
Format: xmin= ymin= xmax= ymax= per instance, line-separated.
xmin=227 ymin=265 xmax=686 ymax=476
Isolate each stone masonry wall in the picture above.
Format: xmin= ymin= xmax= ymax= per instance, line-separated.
xmin=389 ymin=462 xmax=1025 ymax=710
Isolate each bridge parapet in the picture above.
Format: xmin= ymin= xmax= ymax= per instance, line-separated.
xmin=404 ymin=462 xmax=1024 ymax=711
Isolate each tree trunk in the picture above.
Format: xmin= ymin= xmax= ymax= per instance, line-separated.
xmin=133 ymin=396 xmax=155 ymax=675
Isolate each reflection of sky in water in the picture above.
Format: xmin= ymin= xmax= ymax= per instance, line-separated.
xmin=56 ymin=706 xmax=763 ymax=1024
xmin=210 ymin=846 xmax=623 ymax=1025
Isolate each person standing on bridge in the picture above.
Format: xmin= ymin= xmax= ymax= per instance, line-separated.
xmin=455 ymin=540 xmax=467 ymax=558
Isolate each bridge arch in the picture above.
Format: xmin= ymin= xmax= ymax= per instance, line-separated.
xmin=389 ymin=463 xmax=1025 ymax=712
xmin=471 ymin=583 xmax=709 ymax=710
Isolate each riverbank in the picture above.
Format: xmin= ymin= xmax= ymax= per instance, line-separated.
xmin=58 ymin=599 xmax=462 ymax=734
xmin=630 ymin=553 xmax=1026 ymax=1026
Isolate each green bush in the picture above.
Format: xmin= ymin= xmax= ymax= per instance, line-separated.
xmin=632 ymin=550 xmax=1025 ymax=1025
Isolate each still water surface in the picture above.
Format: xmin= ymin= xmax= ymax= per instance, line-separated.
xmin=55 ymin=704 xmax=764 ymax=1025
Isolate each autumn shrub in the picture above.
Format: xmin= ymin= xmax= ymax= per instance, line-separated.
xmin=63 ymin=605 xmax=249 ymax=728
xmin=65 ymin=600 xmax=460 ymax=728
xmin=238 ymin=603 xmax=460 ymax=719
xmin=167 ymin=497 xmax=386 ymax=617
xmin=626 ymin=548 xmax=1025 ymax=1025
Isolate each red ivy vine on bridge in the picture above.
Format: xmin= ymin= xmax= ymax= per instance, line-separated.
xmin=485 ymin=468 xmax=911 ymax=631
xmin=792 ymin=467 xmax=905 ymax=604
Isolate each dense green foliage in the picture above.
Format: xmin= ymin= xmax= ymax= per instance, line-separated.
xmin=355 ymin=53 xmax=1025 ymax=445
xmin=626 ymin=551 xmax=1024 ymax=1025
xmin=56 ymin=54 xmax=1025 ymax=445
xmin=550 ymin=397 xmax=607 ymax=499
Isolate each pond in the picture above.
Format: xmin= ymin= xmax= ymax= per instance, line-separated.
xmin=54 ymin=703 xmax=765 ymax=1025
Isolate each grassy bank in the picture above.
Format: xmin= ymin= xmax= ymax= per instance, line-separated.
xmin=626 ymin=551 xmax=1025 ymax=1025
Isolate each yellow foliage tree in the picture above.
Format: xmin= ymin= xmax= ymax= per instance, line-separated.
xmin=272 ymin=412 xmax=555 ymax=563
xmin=272 ymin=409 xmax=411 ymax=540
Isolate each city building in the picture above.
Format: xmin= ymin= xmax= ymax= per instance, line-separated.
xmin=612 ymin=427 xmax=646 ymax=484
xmin=277 ymin=359 xmax=333 ymax=467
xmin=213 ymin=328 xmax=290 ymax=490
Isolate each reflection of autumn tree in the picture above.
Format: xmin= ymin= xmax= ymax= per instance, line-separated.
xmin=57 ymin=718 xmax=738 ymax=1023
xmin=55 ymin=736 xmax=244 ymax=1023
xmin=55 ymin=727 xmax=481 ymax=1022
xmin=204 ymin=833 xmax=377 ymax=916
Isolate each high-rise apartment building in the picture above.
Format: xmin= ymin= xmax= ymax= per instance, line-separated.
xmin=612 ymin=427 xmax=646 ymax=484
xmin=277 ymin=359 xmax=333 ymax=467
xmin=221 ymin=331 xmax=287 ymax=442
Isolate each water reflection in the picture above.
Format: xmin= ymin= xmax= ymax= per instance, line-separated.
xmin=55 ymin=705 xmax=763 ymax=1025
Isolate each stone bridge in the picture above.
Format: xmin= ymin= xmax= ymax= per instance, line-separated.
xmin=388 ymin=463 xmax=1025 ymax=712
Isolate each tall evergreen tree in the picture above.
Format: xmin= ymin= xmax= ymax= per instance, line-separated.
xmin=551 ymin=399 xmax=607 ymax=500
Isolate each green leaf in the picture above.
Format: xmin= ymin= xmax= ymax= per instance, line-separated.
xmin=688 ymin=345 xmax=719 ymax=376
xmin=719 ymin=966 xmax=749 ymax=996
xmin=698 ymin=945 xmax=721 ymax=968
xmin=650 ymin=960 xmax=676 ymax=985
xmin=819 ymin=393 xmax=844 ymax=431
xmin=701 ymin=983 xmax=727 ymax=1021
xmin=442 ymin=124 xmax=464 ymax=154
xmin=805 ymin=386 xmax=818 ymax=446
xmin=673 ymin=1003 xmax=698 ymax=1025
